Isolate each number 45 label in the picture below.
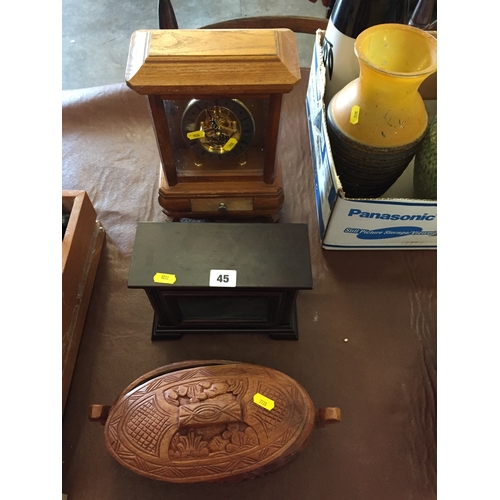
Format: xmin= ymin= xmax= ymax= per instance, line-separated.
xmin=209 ymin=269 xmax=237 ymax=287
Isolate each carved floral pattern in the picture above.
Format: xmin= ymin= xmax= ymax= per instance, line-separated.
xmin=169 ymin=429 xmax=210 ymax=459
xmin=169 ymin=423 xmax=259 ymax=460
xmin=164 ymin=378 xmax=246 ymax=406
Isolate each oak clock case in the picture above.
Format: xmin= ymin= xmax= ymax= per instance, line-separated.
xmin=125 ymin=29 xmax=301 ymax=219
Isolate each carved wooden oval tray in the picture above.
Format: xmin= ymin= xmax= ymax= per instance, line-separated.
xmin=89 ymin=360 xmax=341 ymax=483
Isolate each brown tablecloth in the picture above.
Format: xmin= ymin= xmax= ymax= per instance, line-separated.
xmin=62 ymin=70 xmax=436 ymax=499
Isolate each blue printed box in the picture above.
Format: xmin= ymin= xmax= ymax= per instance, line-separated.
xmin=306 ymin=31 xmax=437 ymax=250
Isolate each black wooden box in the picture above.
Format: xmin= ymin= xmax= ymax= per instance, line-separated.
xmin=128 ymin=222 xmax=312 ymax=340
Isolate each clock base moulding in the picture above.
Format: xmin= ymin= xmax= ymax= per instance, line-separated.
xmin=157 ymin=161 xmax=284 ymax=219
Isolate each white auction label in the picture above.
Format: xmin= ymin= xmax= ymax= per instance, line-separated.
xmin=209 ymin=269 xmax=237 ymax=287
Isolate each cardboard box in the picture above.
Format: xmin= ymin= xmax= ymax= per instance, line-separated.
xmin=306 ymin=31 xmax=437 ymax=250
xmin=62 ymin=191 xmax=105 ymax=412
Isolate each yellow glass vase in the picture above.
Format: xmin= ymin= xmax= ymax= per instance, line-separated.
xmin=326 ymin=23 xmax=437 ymax=198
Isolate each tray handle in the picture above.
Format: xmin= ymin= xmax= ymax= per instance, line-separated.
xmin=315 ymin=407 xmax=342 ymax=428
xmin=88 ymin=404 xmax=111 ymax=425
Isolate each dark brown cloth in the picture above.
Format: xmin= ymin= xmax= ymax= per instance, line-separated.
xmin=62 ymin=70 xmax=436 ymax=499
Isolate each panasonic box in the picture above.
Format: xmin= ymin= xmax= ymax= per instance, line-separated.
xmin=306 ymin=31 xmax=437 ymax=250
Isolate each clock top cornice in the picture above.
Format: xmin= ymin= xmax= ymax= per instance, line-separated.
xmin=125 ymin=29 xmax=301 ymax=96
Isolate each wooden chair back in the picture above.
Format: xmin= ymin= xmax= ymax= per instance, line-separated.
xmin=158 ymin=0 xmax=328 ymax=33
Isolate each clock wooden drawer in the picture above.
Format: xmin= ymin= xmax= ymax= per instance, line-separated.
xmin=190 ymin=197 xmax=253 ymax=213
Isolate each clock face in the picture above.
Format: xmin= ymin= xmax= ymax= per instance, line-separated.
xmin=181 ymin=98 xmax=255 ymax=159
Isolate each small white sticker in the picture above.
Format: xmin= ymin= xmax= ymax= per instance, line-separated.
xmin=209 ymin=269 xmax=237 ymax=287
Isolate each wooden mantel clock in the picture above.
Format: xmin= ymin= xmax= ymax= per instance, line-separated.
xmin=125 ymin=29 xmax=301 ymax=219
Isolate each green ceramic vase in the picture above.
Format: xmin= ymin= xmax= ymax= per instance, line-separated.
xmin=413 ymin=114 xmax=437 ymax=200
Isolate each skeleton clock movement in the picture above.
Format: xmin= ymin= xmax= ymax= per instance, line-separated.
xmin=125 ymin=29 xmax=300 ymax=219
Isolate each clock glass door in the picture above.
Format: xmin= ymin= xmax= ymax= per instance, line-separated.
xmin=163 ymin=96 xmax=269 ymax=181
